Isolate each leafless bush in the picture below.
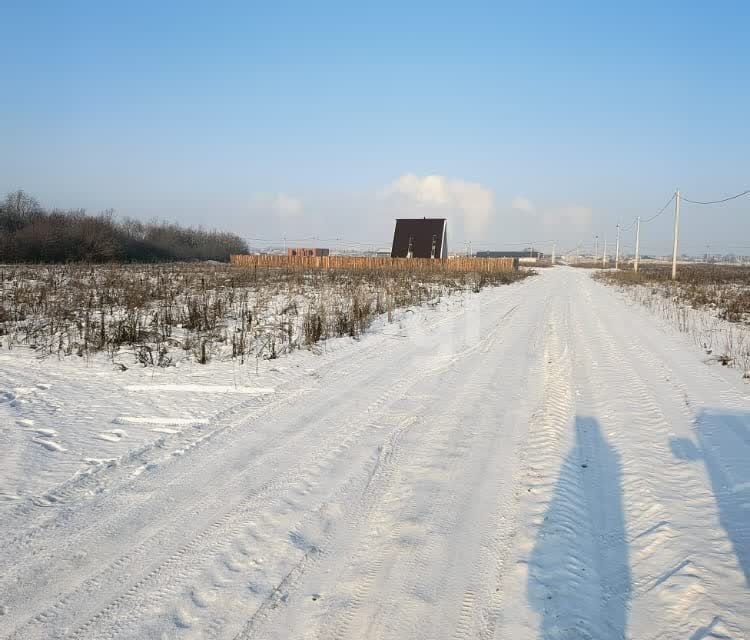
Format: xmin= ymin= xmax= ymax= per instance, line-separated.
xmin=596 ymin=263 xmax=750 ymax=377
xmin=597 ymin=264 xmax=750 ymax=326
xmin=0 ymin=262 xmax=531 ymax=367
xmin=0 ymin=189 xmax=248 ymax=263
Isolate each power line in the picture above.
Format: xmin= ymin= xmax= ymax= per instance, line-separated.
xmin=469 ymin=239 xmax=557 ymax=247
xmin=642 ymin=193 xmax=676 ymax=223
xmin=682 ymin=189 xmax=750 ymax=205
xmin=669 ymin=242 xmax=750 ymax=251
xmin=244 ymin=236 xmax=387 ymax=247
xmin=245 ymin=236 xmax=559 ymax=249
xmin=577 ymin=185 xmax=750 ymax=273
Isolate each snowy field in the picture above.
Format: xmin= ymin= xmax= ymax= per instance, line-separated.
xmin=1 ymin=267 xmax=749 ymax=639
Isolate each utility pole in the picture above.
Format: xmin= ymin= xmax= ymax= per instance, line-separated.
xmin=615 ymin=224 xmax=621 ymax=270
xmin=594 ymin=235 xmax=599 ymax=261
xmin=671 ymin=189 xmax=681 ymax=280
xmin=551 ymin=242 xmax=556 ymax=266
xmin=634 ymin=216 xmax=641 ymax=273
xmin=602 ymin=234 xmax=607 ymax=268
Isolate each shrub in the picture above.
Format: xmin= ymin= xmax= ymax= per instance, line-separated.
xmin=0 ymin=190 xmax=248 ymax=263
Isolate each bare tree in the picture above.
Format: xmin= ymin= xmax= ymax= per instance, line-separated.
xmin=1 ymin=190 xmax=249 ymax=263
xmin=1 ymin=190 xmax=43 ymax=233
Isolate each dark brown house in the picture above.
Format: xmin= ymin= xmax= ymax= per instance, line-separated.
xmin=288 ymin=248 xmax=330 ymax=257
xmin=391 ymin=218 xmax=448 ymax=259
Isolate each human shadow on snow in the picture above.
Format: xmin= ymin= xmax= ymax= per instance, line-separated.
xmin=528 ymin=416 xmax=631 ymax=640
xmin=671 ymin=409 xmax=750 ymax=587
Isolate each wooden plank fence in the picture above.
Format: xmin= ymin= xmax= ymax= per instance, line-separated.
xmin=230 ymin=254 xmax=518 ymax=273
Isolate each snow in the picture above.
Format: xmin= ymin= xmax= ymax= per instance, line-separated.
xmin=124 ymin=385 xmax=276 ymax=394
xmin=0 ymin=267 xmax=748 ymax=639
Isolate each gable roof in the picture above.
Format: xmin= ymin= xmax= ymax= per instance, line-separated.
xmin=391 ymin=218 xmax=447 ymax=259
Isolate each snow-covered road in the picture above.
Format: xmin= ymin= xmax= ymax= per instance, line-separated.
xmin=1 ymin=268 xmax=748 ymax=639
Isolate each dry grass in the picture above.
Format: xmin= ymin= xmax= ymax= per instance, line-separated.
xmin=596 ymin=264 xmax=750 ymax=324
xmin=569 ymin=260 xmax=619 ymax=269
xmin=595 ymin=263 xmax=750 ymax=377
xmin=0 ymin=263 xmax=531 ymax=367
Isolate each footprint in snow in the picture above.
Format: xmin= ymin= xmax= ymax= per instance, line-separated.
xmin=97 ymin=429 xmax=127 ymax=442
xmin=30 ymin=428 xmax=58 ymax=437
xmin=33 ymin=438 xmax=67 ymax=452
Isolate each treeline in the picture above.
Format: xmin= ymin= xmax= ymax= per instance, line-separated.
xmin=0 ymin=190 xmax=248 ymax=263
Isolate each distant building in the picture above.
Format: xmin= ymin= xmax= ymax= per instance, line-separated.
xmin=287 ymin=248 xmax=330 ymax=257
xmin=476 ymin=250 xmax=546 ymax=260
xmin=391 ymin=218 xmax=448 ymax=259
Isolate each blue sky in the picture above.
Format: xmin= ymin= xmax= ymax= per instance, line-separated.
xmin=2 ymin=1 xmax=749 ymax=254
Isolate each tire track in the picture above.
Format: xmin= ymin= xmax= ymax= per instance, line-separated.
xmin=1 ymin=311 xmax=416 ymax=539
xmin=578 ymin=276 xmax=750 ymax=638
xmin=232 ymin=415 xmax=420 ymax=640
xmin=421 ymin=305 xmax=546 ymax=640
xmin=232 ymin=293 xmax=534 ymax=639
xmin=9 ymin=354 xmax=425 ymax=640
xmin=0 ymin=306 xmax=447 ymax=576
xmin=5 ymin=290 xmax=525 ymax=639
xmin=521 ymin=291 xmax=631 ymax=640
xmin=310 ymin=295 xmax=541 ymax=640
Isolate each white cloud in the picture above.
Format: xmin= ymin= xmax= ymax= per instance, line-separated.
xmin=251 ymin=192 xmax=303 ymax=219
xmin=511 ymin=196 xmax=535 ymax=214
xmin=271 ymin=193 xmax=303 ymax=218
xmin=383 ymin=174 xmax=494 ymax=235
